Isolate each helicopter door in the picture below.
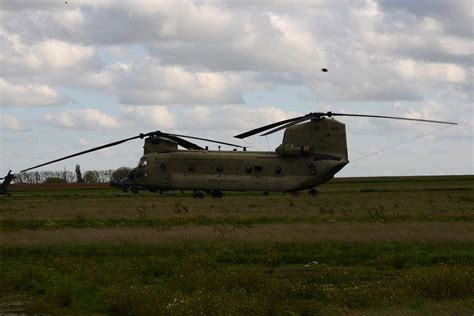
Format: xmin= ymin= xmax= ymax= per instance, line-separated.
xmin=157 ymin=160 xmax=172 ymax=188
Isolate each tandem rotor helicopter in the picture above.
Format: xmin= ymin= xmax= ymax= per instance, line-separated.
xmin=0 ymin=110 xmax=457 ymax=197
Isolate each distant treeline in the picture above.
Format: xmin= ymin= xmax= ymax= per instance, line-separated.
xmin=13 ymin=166 xmax=131 ymax=184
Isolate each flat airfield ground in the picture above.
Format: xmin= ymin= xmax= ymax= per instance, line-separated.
xmin=0 ymin=175 xmax=473 ymax=315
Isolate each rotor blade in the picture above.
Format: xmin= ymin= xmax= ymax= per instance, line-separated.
xmin=164 ymin=135 xmax=204 ymax=150
xmin=168 ymin=133 xmax=246 ymax=148
xmin=20 ymin=135 xmax=144 ymax=173
xmin=327 ymin=112 xmax=458 ymax=125
xmin=234 ymin=115 xmax=308 ymax=139
xmin=260 ymin=116 xmax=311 ymax=136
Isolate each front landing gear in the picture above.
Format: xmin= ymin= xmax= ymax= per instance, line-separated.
xmin=193 ymin=190 xmax=204 ymax=199
xmin=308 ymin=189 xmax=318 ymax=196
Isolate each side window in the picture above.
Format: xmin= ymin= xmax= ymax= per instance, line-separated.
xmin=274 ymin=166 xmax=282 ymax=174
xmin=159 ymin=163 xmax=167 ymax=172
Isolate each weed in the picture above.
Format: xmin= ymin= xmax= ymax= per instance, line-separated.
xmin=74 ymin=212 xmax=87 ymax=224
xmin=400 ymin=265 xmax=474 ymax=300
xmin=261 ymin=247 xmax=282 ymax=272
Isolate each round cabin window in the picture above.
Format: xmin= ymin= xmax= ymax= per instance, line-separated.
xmin=159 ymin=163 xmax=167 ymax=172
xmin=245 ymin=166 xmax=253 ymax=174
xmin=274 ymin=166 xmax=282 ymax=174
xmin=216 ymin=164 xmax=224 ymax=173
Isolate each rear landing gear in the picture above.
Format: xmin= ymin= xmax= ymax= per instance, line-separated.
xmin=193 ymin=190 xmax=205 ymax=199
xmin=308 ymin=189 xmax=318 ymax=196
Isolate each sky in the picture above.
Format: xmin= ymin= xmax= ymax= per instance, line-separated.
xmin=0 ymin=0 xmax=472 ymax=177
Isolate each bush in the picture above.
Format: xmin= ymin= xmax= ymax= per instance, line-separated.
xmin=43 ymin=177 xmax=66 ymax=184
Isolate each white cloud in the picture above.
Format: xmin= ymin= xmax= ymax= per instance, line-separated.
xmin=1 ymin=1 xmax=471 ymax=104
xmin=0 ymin=79 xmax=65 ymax=107
xmin=0 ymin=114 xmax=27 ymax=131
xmin=1 ymin=33 xmax=102 ymax=76
xmin=396 ymin=59 xmax=466 ymax=83
xmin=78 ymin=137 xmax=90 ymax=146
xmin=121 ymin=105 xmax=176 ymax=129
xmin=111 ymin=60 xmax=244 ymax=105
xmin=42 ymin=109 xmax=119 ymax=129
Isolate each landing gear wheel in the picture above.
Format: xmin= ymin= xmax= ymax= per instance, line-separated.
xmin=211 ymin=190 xmax=223 ymax=198
xmin=263 ymin=192 xmax=269 ymax=196
xmin=193 ymin=190 xmax=205 ymax=199
xmin=131 ymin=188 xmax=139 ymax=194
xmin=308 ymin=189 xmax=318 ymax=196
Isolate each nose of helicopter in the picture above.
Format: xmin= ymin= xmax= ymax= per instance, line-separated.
xmin=110 ymin=168 xmax=138 ymax=189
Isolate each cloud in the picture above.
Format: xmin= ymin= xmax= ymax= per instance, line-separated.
xmin=1 ymin=1 xmax=471 ymax=104
xmin=395 ymin=59 xmax=466 ymax=83
xmin=42 ymin=109 xmax=119 ymax=129
xmin=0 ymin=33 xmax=102 ymax=77
xmin=378 ymin=0 xmax=473 ymax=38
xmin=78 ymin=137 xmax=90 ymax=146
xmin=179 ymin=104 xmax=300 ymax=131
xmin=121 ymin=105 xmax=176 ymax=129
xmin=0 ymin=79 xmax=65 ymax=107
xmin=0 ymin=114 xmax=27 ymax=131
xmin=341 ymin=101 xmax=471 ymax=140
xmin=110 ymin=60 xmax=244 ymax=105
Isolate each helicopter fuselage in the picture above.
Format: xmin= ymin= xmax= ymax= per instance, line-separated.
xmin=128 ymin=150 xmax=348 ymax=192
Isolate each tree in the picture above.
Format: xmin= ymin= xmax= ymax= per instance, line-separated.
xmin=111 ymin=167 xmax=132 ymax=181
xmin=75 ymin=164 xmax=83 ymax=183
xmin=83 ymin=170 xmax=99 ymax=183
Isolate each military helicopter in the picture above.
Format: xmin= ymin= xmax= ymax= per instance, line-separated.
xmin=0 ymin=111 xmax=457 ymax=197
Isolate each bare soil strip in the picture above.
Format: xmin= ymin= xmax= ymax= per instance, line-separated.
xmin=1 ymin=222 xmax=472 ymax=246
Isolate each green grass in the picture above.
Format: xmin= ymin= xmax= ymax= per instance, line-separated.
xmin=1 ymin=242 xmax=473 ymax=314
xmin=1 ymin=213 xmax=473 ymax=231
xmin=0 ymin=175 xmax=473 ymax=314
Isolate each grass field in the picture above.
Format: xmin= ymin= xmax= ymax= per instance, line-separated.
xmin=0 ymin=175 xmax=473 ymax=315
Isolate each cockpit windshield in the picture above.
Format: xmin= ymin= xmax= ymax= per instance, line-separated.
xmin=138 ymin=157 xmax=147 ymax=168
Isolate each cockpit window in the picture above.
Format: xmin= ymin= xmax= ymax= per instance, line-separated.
xmin=138 ymin=157 xmax=147 ymax=168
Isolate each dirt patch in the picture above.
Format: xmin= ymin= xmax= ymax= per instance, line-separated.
xmin=1 ymin=222 xmax=473 ymax=246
